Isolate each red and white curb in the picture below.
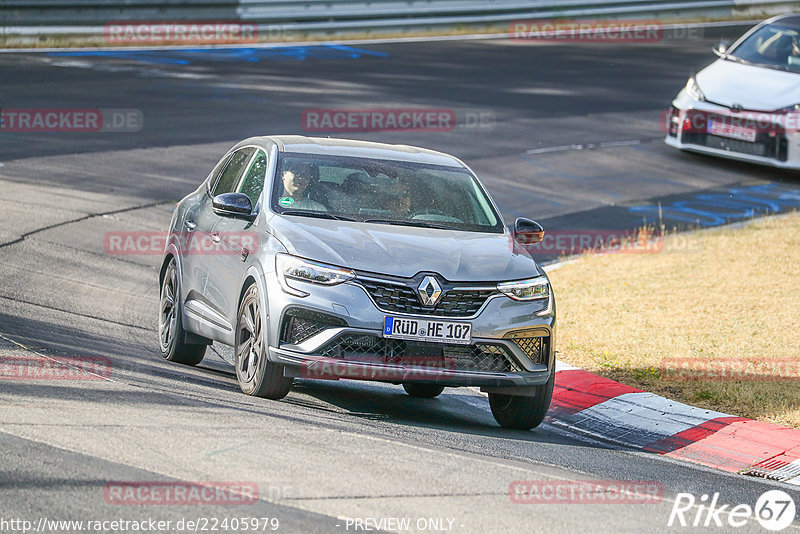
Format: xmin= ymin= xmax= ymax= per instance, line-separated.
xmin=550 ymin=360 xmax=800 ymax=485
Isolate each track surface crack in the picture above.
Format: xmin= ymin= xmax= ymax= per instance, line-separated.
xmin=0 ymin=199 xmax=172 ymax=249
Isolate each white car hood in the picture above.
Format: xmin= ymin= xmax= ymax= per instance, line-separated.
xmin=697 ymin=59 xmax=800 ymax=110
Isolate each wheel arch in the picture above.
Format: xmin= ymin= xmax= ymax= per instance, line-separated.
xmin=159 ymin=253 xmax=174 ymax=288
xmin=159 ymin=240 xmax=184 ymax=287
xmin=236 ymin=265 xmax=271 ymax=344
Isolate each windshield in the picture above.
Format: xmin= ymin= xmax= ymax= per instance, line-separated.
xmin=728 ymin=21 xmax=800 ymax=73
xmin=271 ymin=152 xmax=505 ymax=233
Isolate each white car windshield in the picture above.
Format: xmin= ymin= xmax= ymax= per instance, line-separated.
xmin=272 ymin=153 xmax=505 ymax=233
xmin=728 ymin=20 xmax=800 ymax=73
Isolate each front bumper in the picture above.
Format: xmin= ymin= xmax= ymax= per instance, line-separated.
xmin=265 ymin=274 xmax=555 ymax=391
xmin=665 ymin=93 xmax=800 ymax=170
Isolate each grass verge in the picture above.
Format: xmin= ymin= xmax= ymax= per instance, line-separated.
xmin=547 ymin=211 xmax=800 ymax=428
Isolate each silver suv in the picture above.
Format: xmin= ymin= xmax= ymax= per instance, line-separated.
xmin=158 ymin=136 xmax=555 ymax=429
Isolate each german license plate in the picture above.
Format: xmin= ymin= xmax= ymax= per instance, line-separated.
xmin=708 ymin=119 xmax=757 ymax=142
xmin=383 ymin=316 xmax=471 ymax=344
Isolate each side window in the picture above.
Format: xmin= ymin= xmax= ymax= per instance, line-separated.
xmin=237 ymin=149 xmax=268 ymax=210
xmin=213 ymin=147 xmax=255 ymax=196
xmin=206 ymin=153 xmax=232 ymax=190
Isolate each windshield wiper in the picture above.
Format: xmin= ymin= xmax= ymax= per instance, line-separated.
xmin=725 ymin=55 xmax=757 ymax=67
xmin=726 ymin=55 xmax=797 ymax=72
xmin=281 ymin=210 xmax=355 ymax=221
xmin=363 ymin=218 xmax=459 ymax=230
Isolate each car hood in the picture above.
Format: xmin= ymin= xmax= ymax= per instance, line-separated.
xmin=697 ymin=59 xmax=800 ymax=110
xmin=268 ymin=216 xmax=542 ymax=281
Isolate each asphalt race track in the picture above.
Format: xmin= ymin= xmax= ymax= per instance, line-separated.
xmin=1 ymin=24 xmax=799 ymax=533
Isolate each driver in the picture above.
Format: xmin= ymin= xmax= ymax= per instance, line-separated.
xmin=775 ymin=34 xmax=800 ymax=64
xmin=385 ymin=178 xmax=413 ymax=218
xmin=280 ymin=162 xmax=327 ymax=211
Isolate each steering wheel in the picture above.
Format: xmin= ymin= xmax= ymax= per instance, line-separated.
xmin=411 ymin=210 xmax=465 ymax=223
xmin=412 ymin=209 xmax=448 ymax=218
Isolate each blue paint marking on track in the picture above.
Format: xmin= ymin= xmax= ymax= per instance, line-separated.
xmin=629 ymin=183 xmax=800 ymax=227
xmin=47 ymin=45 xmax=389 ymax=65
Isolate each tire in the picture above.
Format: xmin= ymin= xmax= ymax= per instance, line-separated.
xmin=402 ymin=383 xmax=445 ymax=398
xmin=159 ymin=257 xmax=205 ymax=366
xmin=488 ymin=371 xmax=554 ymax=430
xmin=235 ymin=284 xmax=292 ymax=399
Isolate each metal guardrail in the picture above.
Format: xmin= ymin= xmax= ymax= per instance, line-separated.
xmin=245 ymin=0 xmax=740 ymax=30
xmin=243 ymin=0 xmax=725 ymax=23
xmin=1 ymin=0 xmax=798 ymax=34
xmin=2 ymin=1 xmax=240 ymax=25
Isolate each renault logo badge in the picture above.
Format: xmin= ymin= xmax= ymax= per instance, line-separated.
xmin=417 ymin=276 xmax=442 ymax=307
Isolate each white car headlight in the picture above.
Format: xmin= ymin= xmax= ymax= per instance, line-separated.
xmin=777 ymin=103 xmax=800 ymax=113
xmin=276 ymin=254 xmax=355 ymax=296
xmin=497 ymin=277 xmax=549 ymax=301
xmin=685 ymin=76 xmax=706 ymax=102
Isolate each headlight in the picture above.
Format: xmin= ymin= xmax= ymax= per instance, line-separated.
xmin=497 ymin=277 xmax=549 ymax=301
xmin=276 ymin=254 xmax=355 ymax=296
xmin=685 ymin=76 xmax=706 ymax=102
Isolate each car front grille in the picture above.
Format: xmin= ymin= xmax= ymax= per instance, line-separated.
xmin=681 ymin=111 xmax=788 ymax=162
xmin=317 ymin=333 xmax=520 ymax=373
xmin=682 ymin=132 xmax=779 ymax=158
xmin=357 ymin=278 xmax=496 ymax=317
xmin=441 ymin=344 xmax=519 ymax=373
xmin=280 ymin=308 xmax=347 ymax=345
xmin=510 ymin=335 xmax=549 ymax=365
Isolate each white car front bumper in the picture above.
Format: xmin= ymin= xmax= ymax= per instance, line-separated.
xmin=665 ymin=90 xmax=800 ymax=170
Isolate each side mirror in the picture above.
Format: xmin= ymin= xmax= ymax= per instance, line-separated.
xmin=212 ymin=193 xmax=255 ymax=220
xmin=513 ymin=218 xmax=545 ymax=245
xmin=712 ymin=41 xmax=729 ymax=57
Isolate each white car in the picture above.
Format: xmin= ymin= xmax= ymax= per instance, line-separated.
xmin=666 ymin=14 xmax=800 ymax=169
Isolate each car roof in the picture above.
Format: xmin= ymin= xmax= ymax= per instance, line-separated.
xmin=766 ymin=13 xmax=800 ymax=27
xmin=239 ymin=135 xmax=466 ymax=168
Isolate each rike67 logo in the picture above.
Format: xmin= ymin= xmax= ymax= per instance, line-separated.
xmin=669 ymin=490 xmax=796 ymax=531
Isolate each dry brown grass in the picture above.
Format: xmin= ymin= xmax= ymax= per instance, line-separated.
xmin=548 ymin=212 xmax=800 ymax=428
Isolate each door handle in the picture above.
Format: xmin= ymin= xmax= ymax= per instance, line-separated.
xmin=210 ymin=232 xmax=221 ymax=243
xmin=184 ymin=220 xmax=196 ymax=231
